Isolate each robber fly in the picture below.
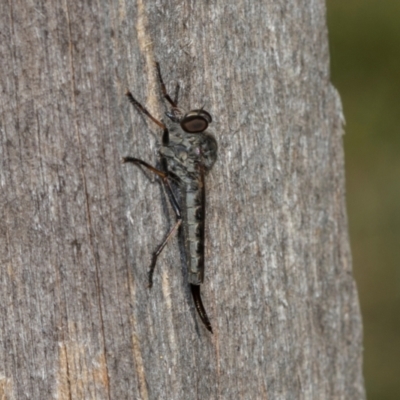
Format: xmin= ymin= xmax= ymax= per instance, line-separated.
xmin=123 ymin=63 xmax=217 ymax=333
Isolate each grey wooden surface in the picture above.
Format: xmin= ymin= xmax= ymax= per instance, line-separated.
xmin=0 ymin=1 xmax=365 ymax=399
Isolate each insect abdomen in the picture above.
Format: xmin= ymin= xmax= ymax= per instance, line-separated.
xmin=184 ymin=183 xmax=205 ymax=285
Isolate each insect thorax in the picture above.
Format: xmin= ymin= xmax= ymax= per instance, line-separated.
xmin=158 ymin=122 xmax=218 ymax=184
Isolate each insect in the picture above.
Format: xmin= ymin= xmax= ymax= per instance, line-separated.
xmin=123 ymin=62 xmax=217 ymax=333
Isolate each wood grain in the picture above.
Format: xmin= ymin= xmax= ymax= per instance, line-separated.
xmin=0 ymin=1 xmax=365 ymax=399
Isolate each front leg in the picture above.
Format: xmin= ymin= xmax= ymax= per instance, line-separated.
xmin=123 ymin=157 xmax=181 ymax=287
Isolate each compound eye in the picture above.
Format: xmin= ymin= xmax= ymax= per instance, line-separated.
xmin=180 ymin=110 xmax=212 ymax=133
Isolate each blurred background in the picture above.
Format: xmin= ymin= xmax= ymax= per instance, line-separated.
xmin=327 ymin=1 xmax=400 ymax=399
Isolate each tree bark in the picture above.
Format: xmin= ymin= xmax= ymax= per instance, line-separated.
xmin=0 ymin=1 xmax=365 ymax=399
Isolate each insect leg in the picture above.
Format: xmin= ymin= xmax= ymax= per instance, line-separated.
xmin=126 ymin=91 xmax=170 ymax=144
xmin=122 ymin=157 xmax=167 ymax=178
xmin=126 ymin=91 xmax=166 ymax=129
xmin=155 ymin=62 xmax=178 ymax=108
xmin=123 ymin=157 xmax=182 ymax=287
xmin=173 ymin=83 xmax=180 ymax=106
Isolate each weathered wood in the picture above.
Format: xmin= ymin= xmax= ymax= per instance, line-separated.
xmin=0 ymin=1 xmax=365 ymax=399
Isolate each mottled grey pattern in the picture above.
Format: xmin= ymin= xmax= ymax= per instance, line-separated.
xmin=0 ymin=0 xmax=366 ymax=396
xmin=159 ymin=120 xmax=217 ymax=284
